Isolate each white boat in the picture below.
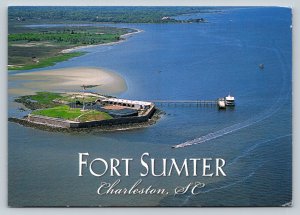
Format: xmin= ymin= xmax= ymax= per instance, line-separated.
xmin=225 ymin=94 xmax=235 ymax=106
xmin=218 ymin=98 xmax=226 ymax=109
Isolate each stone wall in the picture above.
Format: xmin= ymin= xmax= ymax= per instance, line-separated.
xmin=27 ymin=105 xmax=156 ymax=128
xmin=27 ymin=115 xmax=72 ymax=128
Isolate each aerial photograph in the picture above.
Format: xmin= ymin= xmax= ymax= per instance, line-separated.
xmin=8 ymin=6 xmax=292 ymax=207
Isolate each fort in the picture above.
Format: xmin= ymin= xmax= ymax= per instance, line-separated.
xmin=11 ymin=91 xmax=158 ymax=130
xmin=11 ymin=91 xmax=234 ymax=131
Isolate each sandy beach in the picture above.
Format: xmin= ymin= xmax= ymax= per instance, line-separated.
xmin=8 ymin=67 xmax=127 ymax=96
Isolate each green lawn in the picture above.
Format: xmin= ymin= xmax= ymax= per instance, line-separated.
xmin=8 ymin=52 xmax=85 ymax=70
xmin=26 ymin=92 xmax=63 ymax=104
xmin=32 ymin=105 xmax=113 ymax=122
xmin=27 ymin=91 xmax=98 ymax=104
xmin=15 ymin=91 xmax=104 ymax=110
xmin=58 ymin=95 xmax=99 ymax=103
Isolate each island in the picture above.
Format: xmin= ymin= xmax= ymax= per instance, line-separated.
xmin=10 ymin=91 xmax=161 ymax=132
xmin=8 ymin=6 xmax=214 ymax=70
xmin=8 ymin=26 xmax=137 ymax=70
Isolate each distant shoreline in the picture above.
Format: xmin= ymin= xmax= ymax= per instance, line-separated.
xmin=60 ymin=28 xmax=143 ymax=54
xmin=8 ymin=27 xmax=142 ymax=71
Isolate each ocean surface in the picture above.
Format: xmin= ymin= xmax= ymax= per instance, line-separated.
xmin=8 ymin=7 xmax=292 ymax=207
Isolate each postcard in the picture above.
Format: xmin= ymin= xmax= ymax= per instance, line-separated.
xmin=8 ymin=6 xmax=292 ymax=207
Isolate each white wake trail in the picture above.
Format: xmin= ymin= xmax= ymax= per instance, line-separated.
xmin=173 ymin=47 xmax=290 ymax=149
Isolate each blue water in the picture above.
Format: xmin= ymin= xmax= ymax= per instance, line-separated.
xmin=8 ymin=7 xmax=292 ymax=207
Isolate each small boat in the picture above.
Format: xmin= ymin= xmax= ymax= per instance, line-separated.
xmin=225 ymin=94 xmax=235 ymax=106
xmin=259 ymin=64 xmax=264 ymax=69
xmin=218 ymin=98 xmax=226 ymax=109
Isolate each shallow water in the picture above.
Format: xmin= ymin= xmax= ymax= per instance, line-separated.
xmin=8 ymin=67 xmax=127 ymax=96
xmin=8 ymin=7 xmax=292 ymax=207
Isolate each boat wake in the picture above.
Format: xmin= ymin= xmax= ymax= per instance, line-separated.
xmin=173 ymin=47 xmax=290 ymax=149
xmin=180 ymin=164 xmax=261 ymax=206
xmin=178 ymin=133 xmax=291 ymax=206
xmin=228 ymin=134 xmax=291 ymax=166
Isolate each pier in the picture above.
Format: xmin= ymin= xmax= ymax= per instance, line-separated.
xmin=149 ymin=100 xmax=217 ymax=107
xmin=149 ymin=95 xmax=235 ymax=108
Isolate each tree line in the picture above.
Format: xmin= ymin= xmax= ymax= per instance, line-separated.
xmin=9 ymin=32 xmax=121 ymax=45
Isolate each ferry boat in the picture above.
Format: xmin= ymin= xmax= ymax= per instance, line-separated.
xmin=225 ymin=94 xmax=235 ymax=106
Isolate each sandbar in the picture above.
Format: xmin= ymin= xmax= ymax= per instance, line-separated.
xmin=8 ymin=67 xmax=127 ymax=96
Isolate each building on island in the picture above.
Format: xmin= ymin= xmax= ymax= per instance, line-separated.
xmin=97 ymin=98 xmax=153 ymax=110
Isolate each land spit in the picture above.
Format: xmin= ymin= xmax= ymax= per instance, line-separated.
xmin=60 ymin=28 xmax=143 ymax=54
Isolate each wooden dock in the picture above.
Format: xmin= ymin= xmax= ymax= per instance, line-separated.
xmin=149 ymin=100 xmax=218 ymax=107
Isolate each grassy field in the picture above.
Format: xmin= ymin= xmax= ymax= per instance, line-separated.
xmin=57 ymin=94 xmax=99 ymax=103
xmin=9 ymin=52 xmax=85 ymax=70
xmin=32 ymin=105 xmax=112 ymax=122
xmin=15 ymin=91 xmax=103 ymax=109
xmin=16 ymin=91 xmax=113 ymax=122
xmin=8 ymin=26 xmax=133 ymax=70
xmin=15 ymin=91 xmax=63 ymax=109
xmin=27 ymin=91 xmax=63 ymax=103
